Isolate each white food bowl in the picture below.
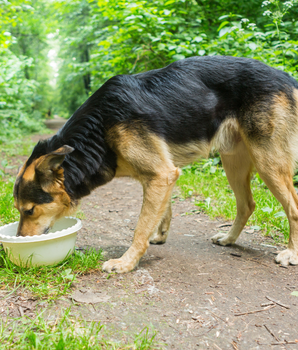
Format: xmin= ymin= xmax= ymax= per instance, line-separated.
xmin=0 ymin=217 xmax=82 ymax=267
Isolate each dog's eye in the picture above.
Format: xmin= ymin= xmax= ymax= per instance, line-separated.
xmin=24 ymin=207 xmax=34 ymax=216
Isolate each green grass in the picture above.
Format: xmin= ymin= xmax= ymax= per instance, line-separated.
xmin=176 ymin=158 xmax=289 ymax=243
xmin=0 ymin=309 xmax=158 ymax=350
xmin=0 ymin=176 xmax=19 ymax=225
xmin=0 ymin=248 xmax=103 ymax=300
xmin=0 ymin=128 xmax=51 ymax=158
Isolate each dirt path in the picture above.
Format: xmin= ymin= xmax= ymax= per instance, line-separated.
xmin=66 ymin=178 xmax=296 ymax=350
xmin=3 ymin=132 xmax=298 ymax=349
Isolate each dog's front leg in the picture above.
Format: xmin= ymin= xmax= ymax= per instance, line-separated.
xmin=102 ymin=168 xmax=179 ymax=273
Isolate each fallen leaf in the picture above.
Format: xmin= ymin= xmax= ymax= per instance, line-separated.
xmin=71 ymin=290 xmax=111 ymax=304
xmin=245 ymin=229 xmax=254 ymax=234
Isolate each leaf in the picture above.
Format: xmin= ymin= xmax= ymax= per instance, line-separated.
xmin=210 ymin=166 xmax=216 ymax=174
xmin=205 ymin=197 xmax=211 ymax=208
xmin=61 ymin=268 xmax=74 ymax=281
xmin=172 ymin=54 xmax=185 ymax=60
xmin=274 ymin=211 xmax=286 ymax=218
xmin=218 ymin=27 xmax=231 ymax=38
xmin=291 ymin=291 xmax=298 ymax=297
xmin=164 ymin=0 xmax=176 ymax=5
xmin=212 ymin=157 xmax=221 ymax=165
xmin=72 ymin=290 xmax=111 ymax=304
xmin=217 ymin=21 xmax=230 ymax=32
xmin=251 ymin=225 xmax=261 ymax=231
xmin=248 ymin=42 xmax=258 ymax=51
xmin=1 ymin=160 xmax=8 ymax=168
xmin=193 ymin=36 xmax=203 ymax=43
xmin=261 ymin=207 xmax=273 ymax=213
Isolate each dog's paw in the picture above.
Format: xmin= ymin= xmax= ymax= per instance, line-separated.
xmin=211 ymin=233 xmax=235 ymax=246
xmin=275 ymin=249 xmax=298 ymax=266
xmin=102 ymin=258 xmax=136 ymax=273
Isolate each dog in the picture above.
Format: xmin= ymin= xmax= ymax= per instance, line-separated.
xmin=13 ymin=56 xmax=298 ymax=272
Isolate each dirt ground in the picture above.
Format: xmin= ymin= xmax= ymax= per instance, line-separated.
xmin=2 ymin=132 xmax=298 ymax=349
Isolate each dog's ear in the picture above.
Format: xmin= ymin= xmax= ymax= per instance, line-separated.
xmin=35 ymin=145 xmax=74 ymax=184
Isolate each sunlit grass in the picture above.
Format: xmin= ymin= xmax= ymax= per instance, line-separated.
xmin=0 ymin=248 xmax=103 ymax=300
xmin=0 ymin=176 xmax=19 ymax=225
xmin=176 ymin=158 xmax=289 ymax=243
xmin=0 ymin=309 xmax=158 ymax=350
xmin=0 ymin=128 xmax=51 ymax=158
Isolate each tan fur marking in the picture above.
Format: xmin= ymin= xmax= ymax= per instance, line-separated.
xmin=107 ymin=124 xmax=174 ymax=179
xmin=22 ymin=159 xmax=39 ymax=181
xmin=169 ymin=141 xmax=210 ymax=167
xmin=15 ymin=155 xmax=76 ymax=237
xmin=103 ymin=124 xmax=180 ymax=272
xmin=211 ymin=118 xmax=242 ymax=155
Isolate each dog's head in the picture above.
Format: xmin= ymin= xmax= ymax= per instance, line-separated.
xmin=13 ymin=145 xmax=76 ymax=237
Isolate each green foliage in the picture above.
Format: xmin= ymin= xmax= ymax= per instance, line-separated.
xmin=2 ymin=0 xmax=297 ymax=121
xmin=177 ymin=160 xmax=289 ymax=242
xmin=50 ymin=0 xmax=298 ymax=117
xmin=0 ymin=0 xmax=54 ymax=142
xmin=0 ymin=48 xmax=44 ymax=141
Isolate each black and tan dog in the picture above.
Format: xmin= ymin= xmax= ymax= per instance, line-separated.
xmin=14 ymin=56 xmax=298 ymax=272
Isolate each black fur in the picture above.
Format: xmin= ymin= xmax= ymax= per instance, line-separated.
xmin=14 ymin=179 xmax=53 ymax=205
xmin=27 ymin=56 xmax=298 ymax=201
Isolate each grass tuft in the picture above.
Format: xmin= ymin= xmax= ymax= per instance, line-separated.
xmin=0 ymin=309 xmax=159 ymax=350
xmin=176 ymin=159 xmax=289 ymax=243
xmin=0 ymin=248 xmax=103 ymax=300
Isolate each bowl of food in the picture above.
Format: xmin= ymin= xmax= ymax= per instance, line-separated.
xmin=0 ymin=217 xmax=82 ymax=267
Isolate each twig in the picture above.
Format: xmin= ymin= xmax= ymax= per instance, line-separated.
xmin=210 ymin=311 xmax=228 ymax=324
xmin=168 ymin=324 xmax=179 ymax=332
xmin=177 ymin=280 xmax=196 ymax=286
xmin=261 ymin=302 xmax=274 ymax=307
xmin=247 ymin=258 xmax=272 ymax=268
xmin=231 ymin=341 xmax=239 ymax=350
xmin=266 ymin=296 xmax=290 ymax=309
xmin=271 ymin=341 xmax=298 ymax=345
xmin=213 ymin=343 xmax=223 ymax=350
xmin=264 ymin=324 xmax=279 ymax=342
xmin=195 ymin=323 xmax=218 ymax=337
xmin=230 ymin=253 xmax=242 ymax=257
xmin=234 ymin=304 xmax=275 ymax=316
xmin=18 ymin=306 xmax=24 ymax=317
xmin=217 ymin=223 xmax=232 ymax=228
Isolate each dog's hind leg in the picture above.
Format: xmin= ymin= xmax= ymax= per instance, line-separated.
xmin=149 ymin=197 xmax=172 ymax=245
xmin=251 ymin=150 xmax=298 ymax=266
xmin=211 ymin=140 xmax=255 ymax=245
